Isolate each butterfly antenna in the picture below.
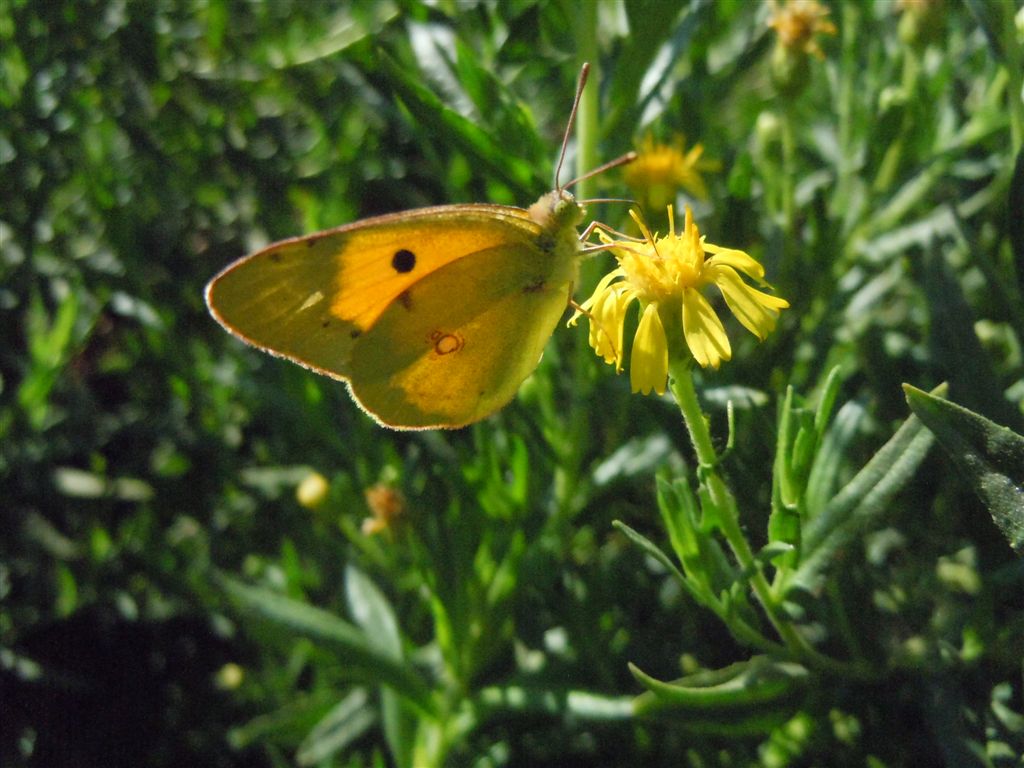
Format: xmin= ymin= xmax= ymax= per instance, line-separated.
xmin=563 ymin=151 xmax=638 ymax=191
xmin=554 ymin=63 xmax=590 ymax=192
xmin=578 ymin=197 xmax=637 ymax=206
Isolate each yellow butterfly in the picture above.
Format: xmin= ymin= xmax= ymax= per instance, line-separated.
xmin=205 ymin=65 xmax=624 ymax=430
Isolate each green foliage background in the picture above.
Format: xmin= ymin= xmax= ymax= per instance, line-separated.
xmin=2 ymin=1 xmax=1022 ymax=766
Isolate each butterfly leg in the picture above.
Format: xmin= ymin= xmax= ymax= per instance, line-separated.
xmin=566 ymin=293 xmax=621 ymax=365
xmin=578 ymin=219 xmax=644 ymax=247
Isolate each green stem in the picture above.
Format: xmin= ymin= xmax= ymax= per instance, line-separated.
xmin=667 ymin=361 xmax=878 ymax=681
xmin=1002 ymin=1 xmax=1024 ymax=152
xmin=574 ymin=1 xmax=600 ymax=202
xmin=873 ymin=50 xmax=920 ymax=194
xmin=412 ymin=720 xmax=448 ymax=768
xmin=545 ymin=0 xmax=601 ymax=536
xmin=668 ymin=364 xmax=781 ymax=620
xmin=832 ymin=1 xmax=859 ymax=217
xmin=779 ymin=103 xmax=796 ymax=237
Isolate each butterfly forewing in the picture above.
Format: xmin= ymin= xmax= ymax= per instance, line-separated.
xmin=205 ymin=205 xmax=544 ymax=381
xmin=328 ymin=205 xmax=542 ymax=330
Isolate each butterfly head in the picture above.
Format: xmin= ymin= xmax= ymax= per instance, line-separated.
xmin=528 ymin=189 xmax=585 ymax=234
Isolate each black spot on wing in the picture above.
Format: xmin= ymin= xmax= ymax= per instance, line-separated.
xmin=392 ymin=249 xmax=416 ymax=273
xmin=398 ymin=290 xmax=412 ymax=311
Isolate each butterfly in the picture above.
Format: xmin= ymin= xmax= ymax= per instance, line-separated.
xmin=205 ymin=64 xmax=628 ymax=430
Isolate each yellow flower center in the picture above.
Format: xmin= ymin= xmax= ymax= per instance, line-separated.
xmin=623 ymin=135 xmax=719 ymax=205
xmin=615 ymin=207 xmax=705 ymax=304
xmin=768 ymin=0 xmax=836 ymax=58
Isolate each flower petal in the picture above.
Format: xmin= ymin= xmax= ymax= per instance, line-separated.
xmin=682 ymin=289 xmax=731 ymax=369
xmin=704 ymin=245 xmax=765 ymax=279
xmin=713 ymin=265 xmax=790 ymax=340
xmin=570 ymin=268 xmax=625 ymax=324
xmin=590 ymin=286 xmax=636 ymax=368
xmin=630 ymin=303 xmax=669 ymax=394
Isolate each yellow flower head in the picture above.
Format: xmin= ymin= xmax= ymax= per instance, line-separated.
xmin=768 ymin=0 xmax=837 ymax=60
xmin=623 ymin=135 xmax=720 ymax=210
xmin=573 ymin=207 xmax=789 ymax=394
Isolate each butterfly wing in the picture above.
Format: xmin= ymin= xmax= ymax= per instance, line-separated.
xmin=346 ymin=237 xmax=578 ymax=429
xmin=204 ymin=204 xmax=545 ymax=382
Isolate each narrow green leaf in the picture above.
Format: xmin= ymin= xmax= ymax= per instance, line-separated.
xmin=758 ymin=542 xmax=796 ymax=564
xmin=656 ymin=477 xmax=701 ymax=561
xmin=631 ymin=656 xmax=808 ymax=714
xmin=345 ymin=565 xmax=402 ymax=660
xmin=766 ymin=504 xmax=800 ymax=568
xmin=904 ymin=384 xmax=1024 ymax=554
xmin=19 ymin=291 xmax=83 ymax=427
xmin=594 ymin=434 xmax=674 ymax=487
xmin=604 ymin=0 xmax=692 ymax=135
xmin=220 ymin=577 xmax=436 ymax=716
xmin=805 ymin=400 xmax=868 ymax=517
xmin=991 ymin=682 xmax=1024 ymax=734
xmin=485 ymin=528 xmax=525 ymax=608
xmin=228 ymin=690 xmax=340 ymax=750
xmin=769 ymin=387 xmax=801 ymax=567
xmin=774 ymin=386 xmax=798 ymax=508
xmin=380 ymin=685 xmax=413 ymax=768
xmin=450 ymin=40 xmax=546 ymax=166
xmin=923 ymin=247 xmax=1022 ymax=432
xmin=51 ymin=294 xmax=80 ymax=363
xmin=614 ymin=519 xmax=686 ymax=582
xmin=857 ymin=159 xmax=949 ymax=241
xmin=814 ymin=366 xmax=844 ymax=436
xmin=655 ymin=477 xmax=741 ymax=606
xmin=378 ymin=52 xmax=536 ymax=195
xmin=1009 ymin=148 xmax=1024 ymax=300
xmin=790 ymin=420 xmax=818 ymax=488
xmin=473 ymin=685 xmax=634 ymax=722
xmin=296 ymin=689 xmax=376 ymax=767
xmin=792 ymin=405 xmax=935 ymax=593
xmin=262 ymin=4 xmax=399 ymax=68
xmin=452 ymin=37 xmax=491 ymax=115
xmin=613 ymin=520 xmax=704 ymax=604
xmin=964 ymin=0 xmax=1007 ymax=63
xmin=345 ymin=566 xmax=414 ymax=768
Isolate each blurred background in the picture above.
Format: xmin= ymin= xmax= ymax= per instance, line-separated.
xmin=2 ymin=1 xmax=1022 ymax=766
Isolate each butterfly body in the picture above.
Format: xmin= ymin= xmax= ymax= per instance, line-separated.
xmin=205 ymin=190 xmax=585 ymax=429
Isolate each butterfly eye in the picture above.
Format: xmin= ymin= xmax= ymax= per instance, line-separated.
xmin=392 ymin=249 xmax=417 ymax=273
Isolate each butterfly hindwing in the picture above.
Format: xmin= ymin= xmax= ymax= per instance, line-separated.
xmin=347 ymin=241 xmax=577 ymax=428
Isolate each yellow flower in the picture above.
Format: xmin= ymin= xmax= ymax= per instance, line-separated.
xmin=623 ymin=135 xmax=720 ymax=211
xmin=573 ymin=207 xmax=789 ymax=393
xmin=768 ymin=0 xmax=837 ymax=60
